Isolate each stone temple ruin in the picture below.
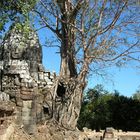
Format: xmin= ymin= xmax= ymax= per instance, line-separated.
xmin=0 ymin=23 xmax=56 ymax=134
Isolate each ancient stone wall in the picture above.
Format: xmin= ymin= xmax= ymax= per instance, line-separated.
xmin=0 ymin=23 xmax=55 ymax=134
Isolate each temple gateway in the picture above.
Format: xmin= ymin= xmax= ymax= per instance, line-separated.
xmin=0 ymin=23 xmax=55 ymax=134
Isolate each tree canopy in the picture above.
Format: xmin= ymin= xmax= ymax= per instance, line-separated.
xmin=78 ymin=85 xmax=140 ymax=131
xmin=0 ymin=0 xmax=38 ymax=32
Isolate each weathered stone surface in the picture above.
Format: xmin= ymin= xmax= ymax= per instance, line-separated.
xmin=0 ymin=123 xmax=15 ymax=140
xmin=22 ymin=100 xmax=37 ymax=134
xmin=21 ymin=94 xmax=34 ymax=100
xmin=0 ymin=101 xmax=15 ymax=114
xmin=0 ymin=92 xmax=9 ymax=101
xmin=0 ymin=23 xmax=56 ymax=134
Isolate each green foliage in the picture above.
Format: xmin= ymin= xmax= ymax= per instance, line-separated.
xmin=14 ymin=22 xmax=31 ymax=38
xmin=78 ymin=85 xmax=113 ymax=130
xmin=0 ymin=0 xmax=37 ymax=15
xmin=0 ymin=0 xmax=37 ymax=32
xmin=108 ymin=94 xmax=140 ymax=131
xmin=133 ymin=87 xmax=140 ymax=101
xmin=78 ymin=85 xmax=140 ymax=131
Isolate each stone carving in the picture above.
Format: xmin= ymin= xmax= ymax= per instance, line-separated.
xmin=0 ymin=23 xmax=55 ymax=134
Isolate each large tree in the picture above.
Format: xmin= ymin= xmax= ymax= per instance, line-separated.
xmin=33 ymin=0 xmax=140 ymax=130
xmin=1 ymin=0 xmax=140 ymax=130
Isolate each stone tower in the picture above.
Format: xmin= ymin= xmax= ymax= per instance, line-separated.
xmin=0 ymin=23 xmax=55 ymax=134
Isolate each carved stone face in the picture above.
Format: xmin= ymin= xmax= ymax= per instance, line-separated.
xmin=11 ymin=46 xmax=24 ymax=59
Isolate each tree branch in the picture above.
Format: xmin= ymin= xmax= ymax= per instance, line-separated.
xmin=33 ymin=9 xmax=62 ymax=39
xmin=98 ymin=1 xmax=128 ymax=35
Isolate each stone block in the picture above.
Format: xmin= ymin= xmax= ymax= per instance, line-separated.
xmin=21 ymin=94 xmax=34 ymax=100
xmin=0 ymin=92 xmax=9 ymax=101
xmin=20 ymin=73 xmax=30 ymax=79
xmin=24 ymin=124 xmax=37 ymax=135
xmin=20 ymin=82 xmax=28 ymax=87
xmin=21 ymin=86 xmax=27 ymax=91
xmin=22 ymin=100 xmax=37 ymax=134
xmin=16 ymin=100 xmax=23 ymax=107
xmin=38 ymin=72 xmax=44 ymax=80
xmin=103 ymin=127 xmax=115 ymax=139
xmin=38 ymin=64 xmax=45 ymax=72
xmin=10 ymin=65 xmax=18 ymax=70
xmin=50 ymin=74 xmax=54 ymax=79
xmin=106 ymin=127 xmax=114 ymax=133
xmin=36 ymin=95 xmax=43 ymax=104
xmin=44 ymin=76 xmax=51 ymax=83
xmin=28 ymin=82 xmax=35 ymax=88
xmin=21 ymin=88 xmax=33 ymax=92
xmin=47 ymin=81 xmax=53 ymax=85
xmin=45 ymin=72 xmax=50 ymax=78
xmin=21 ymin=91 xmax=31 ymax=95
xmin=36 ymin=105 xmax=43 ymax=122
xmin=0 ymin=61 xmax=3 ymax=70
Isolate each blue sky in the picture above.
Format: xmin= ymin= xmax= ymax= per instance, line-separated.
xmin=38 ymin=28 xmax=140 ymax=97
xmin=88 ymin=67 xmax=140 ymax=97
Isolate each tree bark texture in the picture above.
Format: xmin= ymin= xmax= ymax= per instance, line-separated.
xmin=51 ymin=76 xmax=85 ymax=130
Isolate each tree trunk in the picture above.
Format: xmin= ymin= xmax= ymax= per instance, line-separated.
xmin=53 ymin=56 xmax=89 ymax=129
xmin=52 ymin=76 xmax=85 ymax=130
xmin=51 ymin=0 xmax=85 ymax=129
xmin=57 ymin=28 xmax=80 ymax=129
